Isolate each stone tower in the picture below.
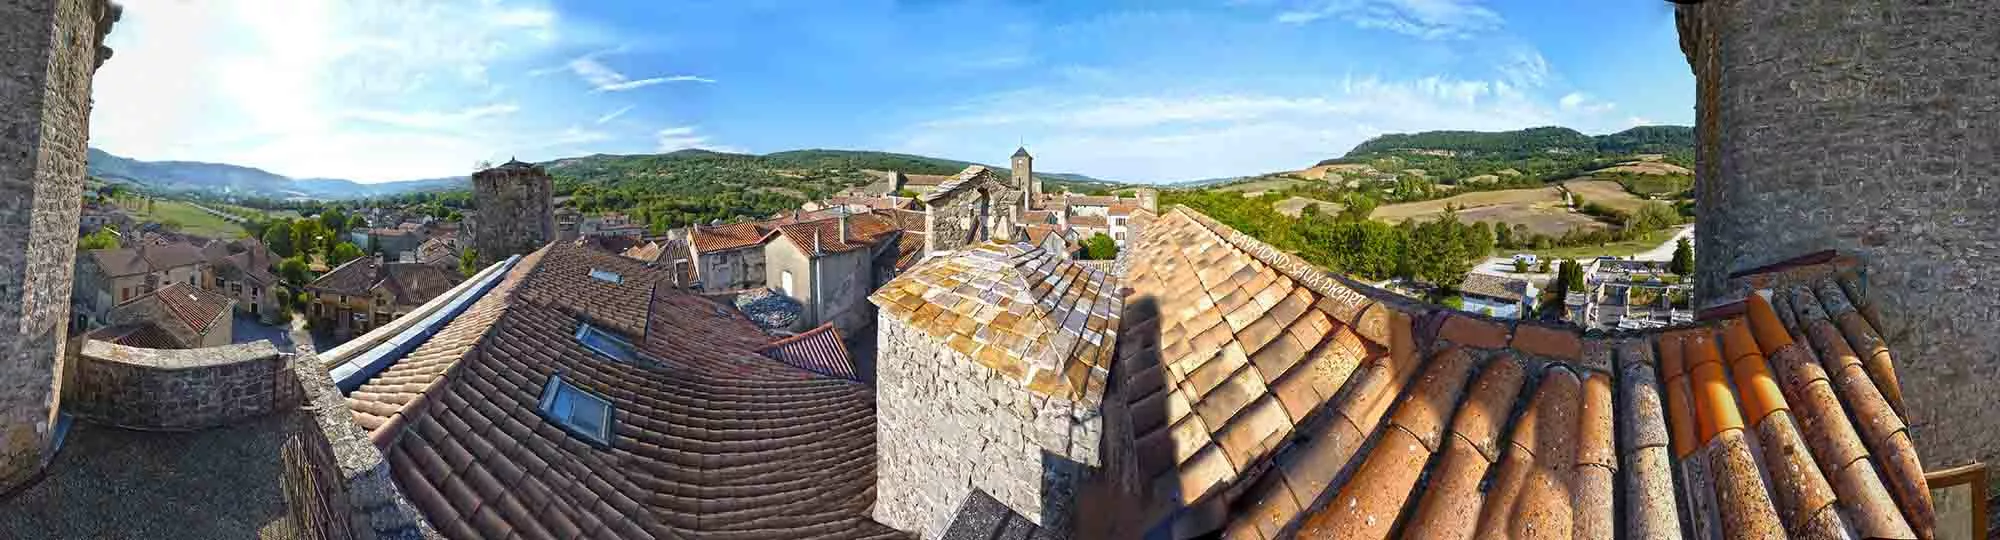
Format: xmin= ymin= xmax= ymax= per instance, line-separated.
xmin=1011 ymin=146 xmax=1037 ymax=206
xmin=1678 ymin=1 xmax=2000 ymax=468
xmin=0 ymin=0 xmax=120 ymax=491
xmin=470 ymin=159 xmax=554 ymax=266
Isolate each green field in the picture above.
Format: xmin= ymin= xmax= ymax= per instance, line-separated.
xmin=1525 ymin=227 xmax=1680 ymax=259
xmin=122 ymin=199 xmax=249 ymax=239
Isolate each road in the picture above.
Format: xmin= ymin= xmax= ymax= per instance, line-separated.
xmin=185 ymin=202 xmax=249 ymax=224
xmin=1472 ymin=226 xmax=1693 ymax=278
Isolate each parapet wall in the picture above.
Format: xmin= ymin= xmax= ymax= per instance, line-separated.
xmin=280 ymin=350 xmax=434 ymax=540
xmin=64 ymin=340 xmax=294 ymax=431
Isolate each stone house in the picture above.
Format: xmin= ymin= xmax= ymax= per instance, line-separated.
xmin=687 ymin=220 xmax=777 ymax=293
xmin=469 ymin=159 xmax=554 ymax=265
xmin=89 ymin=281 xmax=234 ymax=349
xmin=762 ymin=212 xmax=902 ymax=335
xmin=200 ymin=237 xmax=280 ymax=324
xmin=919 ymin=165 xmax=1027 ymax=255
xmin=579 ymin=211 xmax=645 ymax=238
xmin=304 ymin=254 xmax=465 ymax=341
xmin=1457 ymin=272 xmax=1536 ymax=320
xmin=71 ymin=241 xmax=208 ymax=327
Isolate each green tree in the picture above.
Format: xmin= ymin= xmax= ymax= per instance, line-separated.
xmin=291 ymin=219 xmax=322 ymax=259
xmin=1669 ymin=238 xmax=1694 ymax=275
xmin=346 ymin=214 xmax=369 ymax=231
xmin=1081 ymin=234 xmax=1118 ymax=260
xmin=319 ymin=209 xmax=348 ymax=234
xmin=78 ymin=227 xmax=120 ymax=250
xmin=1536 ymin=258 xmax=1552 ymax=273
xmin=459 ymin=248 xmax=480 ymax=277
xmin=1512 ymin=258 xmax=1529 ymax=274
xmin=262 ymin=220 xmax=295 ymax=258
xmin=329 ymin=242 xmax=363 ymax=266
xmin=1561 ymin=259 xmax=1586 ymax=292
xmin=279 ymin=257 xmax=310 ymax=286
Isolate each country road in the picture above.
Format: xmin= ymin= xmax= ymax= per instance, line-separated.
xmin=1472 ymin=225 xmax=1693 ymax=278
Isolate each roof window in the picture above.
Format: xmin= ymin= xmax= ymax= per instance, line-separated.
xmin=589 ymin=268 xmax=622 ymax=283
xmin=538 ymin=373 xmax=613 ymax=446
xmin=575 ymin=322 xmax=639 ymax=364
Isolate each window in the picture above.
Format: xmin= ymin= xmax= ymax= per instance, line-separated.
xmin=251 ymin=286 xmax=260 ymax=298
xmin=539 ymin=373 xmax=612 ymax=446
xmin=214 ymin=276 xmax=224 ymax=288
xmin=589 ymin=268 xmax=622 ymax=283
xmin=232 ymin=284 xmax=243 ymax=296
xmin=121 ymin=288 xmax=130 ymax=302
xmin=780 ymin=270 xmax=794 ymax=296
xmin=575 ymin=322 xmax=639 ymax=364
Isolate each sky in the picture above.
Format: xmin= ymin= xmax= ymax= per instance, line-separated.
xmin=89 ymin=0 xmax=1694 ymax=184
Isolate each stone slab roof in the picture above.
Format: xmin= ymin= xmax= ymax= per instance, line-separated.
xmin=341 ymin=242 xmax=901 ymax=539
xmin=920 ymin=166 xmax=1001 ymax=203
xmin=1459 ymin=272 xmax=1529 ymax=300
xmin=871 ymin=243 xmax=1120 ymax=405
xmin=1102 ymin=207 xmax=1934 ymax=539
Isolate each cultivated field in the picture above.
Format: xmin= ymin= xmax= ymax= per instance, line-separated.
xmin=122 ymin=199 xmax=249 ymax=239
xmin=1370 ymin=186 xmax=1606 ymax=236
xmin=1272 ymin=196 xmax=1345 ymax=217
xmin=1561 ymin=180 xmax=1654 ymax=213
xmin=1212 ymin=177 xmax=1319 ymax=193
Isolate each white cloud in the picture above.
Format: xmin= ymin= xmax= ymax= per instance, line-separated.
xmin=90 ymin=0 xmax=572 ymax=182
xmin=594 ymin=105 xmax=635 ymax=125
xmin=562 ymin=50 xmax=714 ymax=92
xmin=1276 ymin=0 xmax=1503 ymax=40
xmin=655 ymin=126 xmax=742 ymax=153
xmin=1558 ymin=92 xmax=1617 ymax=114
xmin=897 ymin=72 xmax=1633 ymax=183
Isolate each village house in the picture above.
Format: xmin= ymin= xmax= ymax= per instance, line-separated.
xmin=199 ymin=237 xmax=280 ymax=323
xmin=85 ymin=282 xmax=234 ymax=349
xmin=1457 ymin=272 xmax=1537 ymax=319
xmin=303 ymin=254 xmax=467 ymax=341
xmin=71 ymin=241 xmax=208 ymax=327
xmin=578 ymin=211 xmax=646 ymax=238
xmin=763 ymin=211 xmax=902 ymax=334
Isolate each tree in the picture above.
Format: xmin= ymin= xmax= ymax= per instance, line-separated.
xmin=279 ymin=256 xmax=310 ymax=286
xmin=346 ymin=214 xmax=369 ymax=231
xmin=1536 ymin=258 xmax=1552 ymax=273
xmin=1081 ymin=234 xmax=1118 ymax=260
xmin=1560 ymin=259 xmax=1586 ymax=292
xmin=459 ymin=248 xmax=480 ymax=277
xmin=329 ymin=242 xmax=363 ymax=266
xmin=292 ymin=219 xmax=322 ymax=259
xmin=1669 ymin=238 xmax=1694 ymax=275
xmin=1513 ymin=258 xmax=1529 ymax=274
xmin=262 ymin=220 xmax=295 ymax=258
xmin=78 ymin=227 xmax=119 ymax=250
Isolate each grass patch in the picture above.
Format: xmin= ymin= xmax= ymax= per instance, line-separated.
xmin=122 ymin=199 xmax=248 ymax=239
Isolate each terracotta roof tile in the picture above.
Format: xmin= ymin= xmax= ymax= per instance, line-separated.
xmin=689 ymin=221 xmax=778 ymax=253
xmin=151 ymin=282 xmax=233 ymax=336
xmin=341 ymin=243 xmax=898 ymax=539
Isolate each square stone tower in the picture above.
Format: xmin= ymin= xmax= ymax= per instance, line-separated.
xmin=470 ymin=159 xmax=554 ymax=266
xmin=0 ymin=0 xmax=120 ymax=491
xmin=1011 ymin=146 xmax=1037 ymax=207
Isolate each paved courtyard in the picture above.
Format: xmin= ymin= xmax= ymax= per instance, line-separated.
xmin=230 ymin=314 xmax=292 ymax=350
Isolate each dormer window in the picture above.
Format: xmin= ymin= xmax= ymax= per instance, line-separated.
xmin=575 ymin=322 xmax=639 ymax=364
xmin=589 ymin=269 xmax=622 ymax=283
xmin=538 ymin=373 xmax=612 ymax=446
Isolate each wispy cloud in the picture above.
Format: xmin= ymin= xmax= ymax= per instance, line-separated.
xmin=655 ymin=126 xmax=742 ymax=153
xmin=562 ymin=49 xmax=715 ymax=92
xmin=1275 ymin=0 xmax=1503 ymax=40
xmin=1558 ymin=92 xmax=1617 ymax=114
xmin=346 ymin=103 xmax=520 ymax=130
xmin=594 ymin=105 xmax=635 ymax=125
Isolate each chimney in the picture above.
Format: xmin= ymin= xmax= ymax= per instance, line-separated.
xmin=838 ymin=212 xmax=848 ymax=244
xmin=813 ymin=230 xmax=823 ymax=256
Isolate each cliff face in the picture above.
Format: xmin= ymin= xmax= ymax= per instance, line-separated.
xmin=1681 ymin=0 xmax=2000 ymax=469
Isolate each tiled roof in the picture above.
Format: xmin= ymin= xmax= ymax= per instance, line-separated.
xmin=620 ymin=241 xmax=664 ymax=262
xmin=1099 ymin=207 xmax=1933 ymax=539
xmin=1064 ymin=195 xmax=1118 ymax=207
xmin=757 ymin=323 xmax=860 ymax=380
xmin=1023 ymin=210 xmax=1058 ymax=225
xmin=1067 ymin=215 xmax=1108 ymax=229
xmin=308 ymin=255 xmax=467 ymax=305
xmin=893 ymin=233 xmax=926 ymax=271
xmin=87 ymin=322 xmax=182 ymax=349
xmin=1459 ymin=272 xmax=1529 ymax=300
xmin=776 ymin=213 xmax=900 ymax=256
xmin=1108 ymin=203 xmax=1142 ymax=217
xmin=688 ymin=221 xmax=777 ymax=253
xmin=869 ymin=243 xmax=1119 ymax=403
xmin=153 ymin=282 xmax=232 ymax=336
xmin=577 ymin=235 xmax=644 ymax=255
xmin=218 ymin=251 xmax=277 ymax=285
xmin=85 ymin=248 xmax=149 ymax=277
xmin=884 ymin=208 xmax=926 ymax=231
xmin=344 ymin=242 xmax=903 ymax=539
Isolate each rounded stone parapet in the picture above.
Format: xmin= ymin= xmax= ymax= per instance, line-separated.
xmin=66 ymin=340 xmax=292 ymax=431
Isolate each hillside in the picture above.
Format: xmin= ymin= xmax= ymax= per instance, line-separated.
xmin=88 ymin=148 xmax=464 ymax=199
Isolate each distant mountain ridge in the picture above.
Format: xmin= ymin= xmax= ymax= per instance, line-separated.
xmin=1324 ymin=125 xmax=1694 ymax=165
xmin=89 ymin=147 xmax=1119 ymax=201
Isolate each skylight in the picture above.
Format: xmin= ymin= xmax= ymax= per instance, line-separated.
xmin=538 ymin=373 xmax=612 ymax=446
xmin=575 ymin=322 xmax=639 ymax=364
xmin=589 ymin=269 xmax=622 ymax=283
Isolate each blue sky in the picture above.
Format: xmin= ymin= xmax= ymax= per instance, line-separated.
xmin=90 ymin=0 xmax=1693 ymax=184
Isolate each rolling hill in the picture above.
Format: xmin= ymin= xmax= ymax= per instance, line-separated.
xmin=88 ymin=148 xmax=464 ymax=199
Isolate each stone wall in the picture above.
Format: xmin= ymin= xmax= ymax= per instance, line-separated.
xmin=0 ymin=0 xmax=117 ymax=491
xmin=875 ymin=317 xmax=1093 ymax=539
xmin=64 ymin=340 xmax=293 ymax=430
xmin=469 ymin=163 xmax=553 ymax=266
xmin=1679 ymin=1 xmax=2000 ymax=468
xmin=279 ymin=350 xmax=433 ymax=540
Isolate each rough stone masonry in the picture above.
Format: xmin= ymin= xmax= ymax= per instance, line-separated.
xmin=873 ymin=317 xmax=1096 ymax=538
xmin=1679 ymin=1 xmax=2000 ymax=469
xmin=0 ymin=0 xmax=119 ymax=492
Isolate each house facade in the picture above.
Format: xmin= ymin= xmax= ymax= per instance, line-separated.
xmin=91 ymin=282 xmax=235 ymax=349
xmin=72 ymin=242 xmax=209 ymax=327
xmin=305 ymin=255 xmax=466 ymax=341
xmin=762 ymin=213 xmax=901 ymax=335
